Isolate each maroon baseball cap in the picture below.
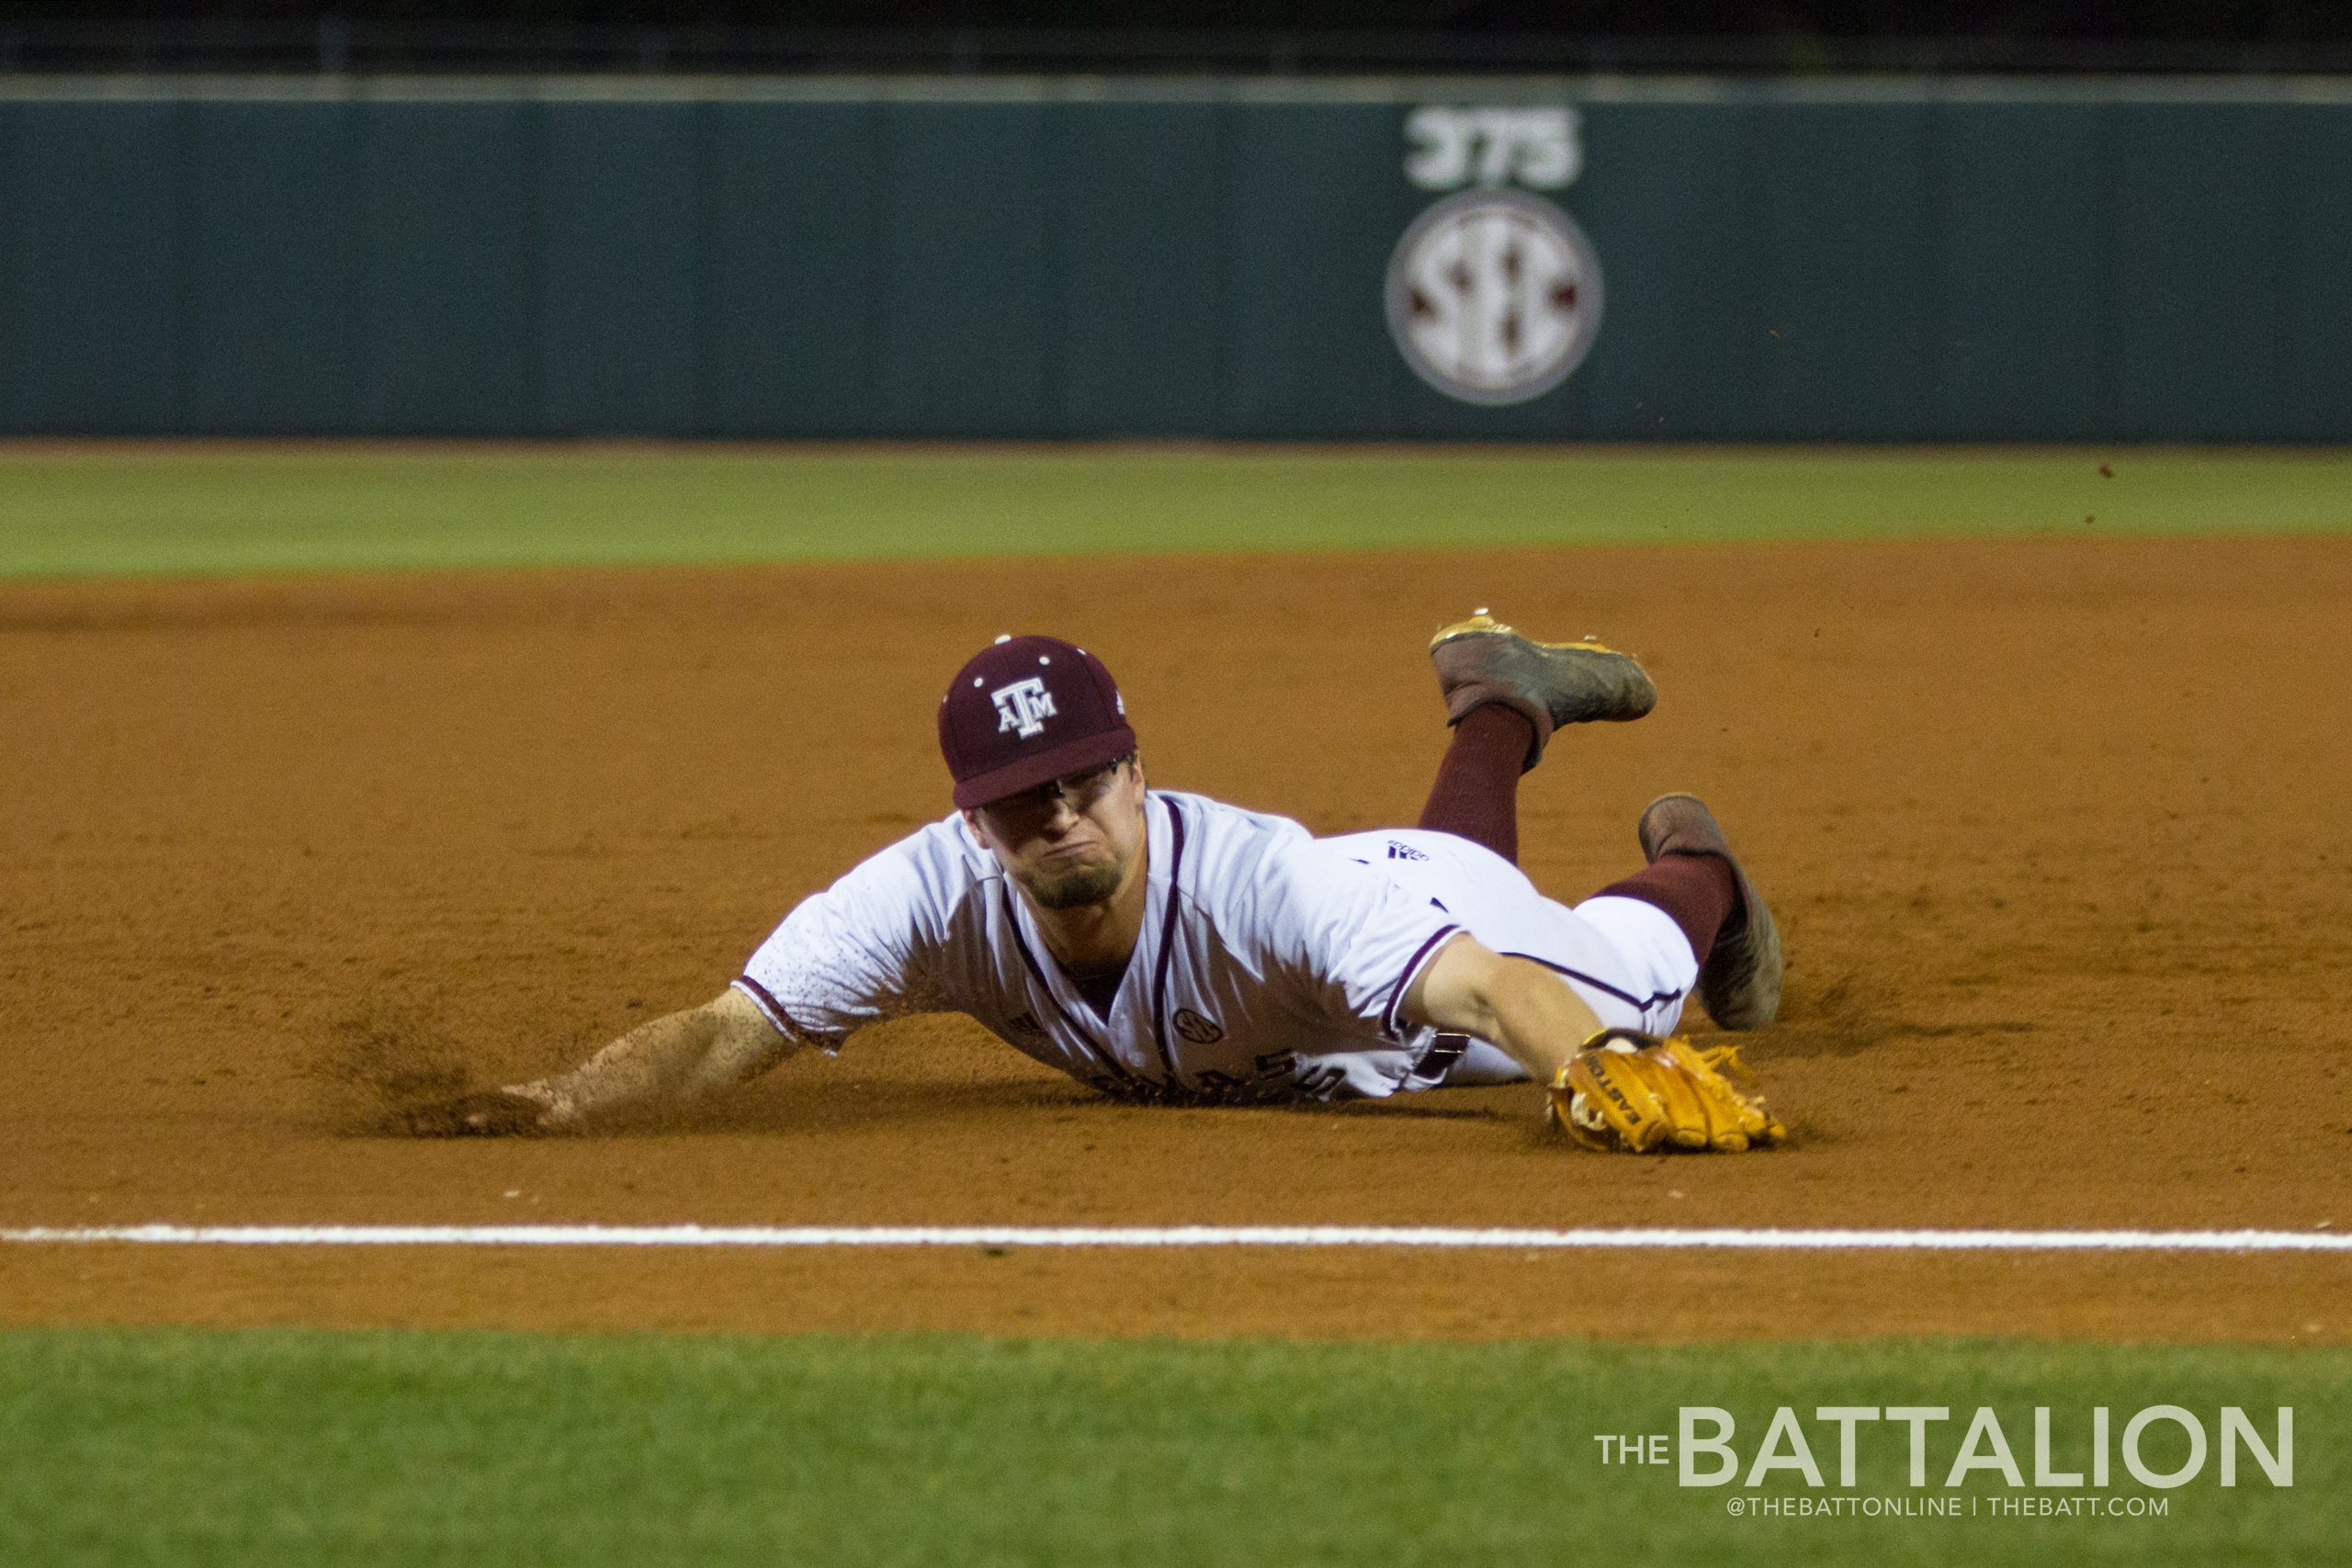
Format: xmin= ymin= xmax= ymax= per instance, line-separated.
xmin=939 ymin=635 xmax=1138 ymax=809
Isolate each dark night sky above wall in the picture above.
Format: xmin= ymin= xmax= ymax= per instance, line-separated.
xmin=14 ymin=1 xmax=2351 ymax=47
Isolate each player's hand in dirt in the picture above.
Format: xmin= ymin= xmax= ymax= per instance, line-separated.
xmin=401 ymin=1089 xmax=553 ymax=1137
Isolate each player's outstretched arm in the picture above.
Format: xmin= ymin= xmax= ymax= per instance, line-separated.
xmin=1402 ymin=933 xmax=1605 ymax=1087
xmin=403 ymin=988 xmax=798 ymax=1136
xmin=1405 ymin=932 xmax=1786 ymax=1151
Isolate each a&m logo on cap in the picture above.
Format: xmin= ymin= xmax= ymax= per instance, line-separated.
xmin=991 ymin=677 xmax=1057 ymax=739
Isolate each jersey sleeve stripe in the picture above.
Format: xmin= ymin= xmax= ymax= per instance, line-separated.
xmin=731 ymin=975 xmax=803 ymax=1039
xmin=1380 ymin=923 xmax=1463 ymax=1040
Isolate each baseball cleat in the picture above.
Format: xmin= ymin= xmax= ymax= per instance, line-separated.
xmin=1637 ymin=793 xmax=1782 ymax=1031
xmin=1429 ymin=609 xmax=1657 ymax=770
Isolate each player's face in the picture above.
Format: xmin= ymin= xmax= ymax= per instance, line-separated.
xmin=965 ymin=755 xmax=1147 ymax=910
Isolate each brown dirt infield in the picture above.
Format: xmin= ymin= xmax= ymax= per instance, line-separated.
xmin=4 ymin=535 xmax=2349 ymax=1343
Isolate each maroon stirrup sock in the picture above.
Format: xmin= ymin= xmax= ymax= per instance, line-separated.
xmin=1592 ymin=853 xmax=1738 ymax=967
xmin=1416 ymin=705 xmax=1536 ymax=865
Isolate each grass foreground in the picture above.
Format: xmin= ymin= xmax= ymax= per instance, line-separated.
xmin=0 ymin=444 xmax=2346 ymax=578
xmin=0 ymin=1327 xmax=2341 ymax=1566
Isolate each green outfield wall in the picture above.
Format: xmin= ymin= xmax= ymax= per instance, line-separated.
xmin=0 ymin=76 xmax=2346 ymax=442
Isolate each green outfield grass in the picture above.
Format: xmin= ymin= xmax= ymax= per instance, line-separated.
xmin=0 ymin=1327 xmax=2339 ymax=1566
xmin=0 ymin=445 xmax=2346 ymax=578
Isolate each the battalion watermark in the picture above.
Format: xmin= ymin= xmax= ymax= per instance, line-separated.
xmin=1723 ymin=1495 xmax=2170 ymax=1519
xmin=1593 ymin=1405 xmax=2292 ymax=1523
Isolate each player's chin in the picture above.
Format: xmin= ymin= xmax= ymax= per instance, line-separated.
xmin=1021 ymin=858 xmax=1124 ymax=910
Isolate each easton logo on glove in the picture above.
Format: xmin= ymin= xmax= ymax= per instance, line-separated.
xmin=1548 ymin=1029 xmax=1784 ymax=1154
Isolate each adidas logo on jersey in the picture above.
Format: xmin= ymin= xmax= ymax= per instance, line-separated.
xmin=1385 ymin=840 xmax=1430 ymax=861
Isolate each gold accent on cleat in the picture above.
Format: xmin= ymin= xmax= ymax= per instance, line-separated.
xmin=1430 ymin=610 xmax=1623 ymax=657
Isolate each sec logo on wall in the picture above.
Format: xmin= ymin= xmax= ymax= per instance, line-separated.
xmin=1388 ymin=106 xmax=1603 ymax=407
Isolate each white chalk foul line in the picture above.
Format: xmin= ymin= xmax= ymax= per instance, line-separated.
xmin=1 ymin=1224 xmax=2349 ymax=1253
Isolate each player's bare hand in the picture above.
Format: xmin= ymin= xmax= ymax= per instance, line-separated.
xmin=401 ymin=1089 xmax=553 ymax=1137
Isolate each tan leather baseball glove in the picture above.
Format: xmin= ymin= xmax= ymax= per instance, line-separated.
xmin=1549 ymin=1029 xmax=1785 ymax=1153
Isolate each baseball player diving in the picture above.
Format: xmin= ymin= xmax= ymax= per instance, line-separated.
xmin=408 ymin=613 xmax=1786 ymax=1152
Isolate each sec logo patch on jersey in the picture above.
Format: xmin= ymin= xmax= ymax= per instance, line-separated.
xmin=1173 ymin=1008 xmax=1225 ymax=1044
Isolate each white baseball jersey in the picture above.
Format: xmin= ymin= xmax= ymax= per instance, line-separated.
xmin=735 ymin=790 xmax=1696 ymax=1103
